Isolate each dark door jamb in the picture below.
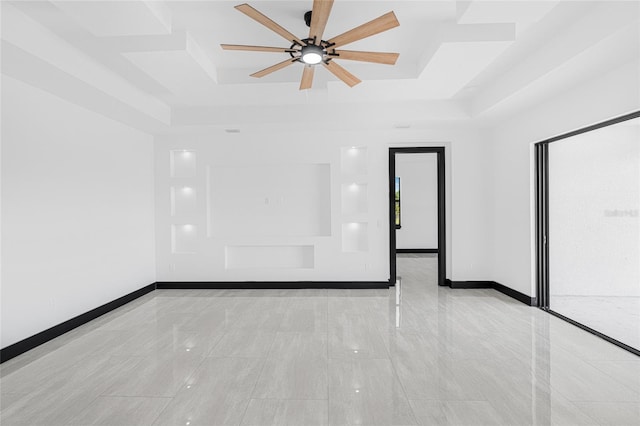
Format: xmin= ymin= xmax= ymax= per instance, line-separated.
xmin=389 ymin=147 xmax=446 ymax=286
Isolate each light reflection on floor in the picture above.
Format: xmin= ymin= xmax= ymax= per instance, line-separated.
xmin=0 ymin=254 xmax=638 ymax=425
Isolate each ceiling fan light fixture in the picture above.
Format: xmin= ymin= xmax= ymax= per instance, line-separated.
xmin=300 ymin=44 xmax=324 ymax=65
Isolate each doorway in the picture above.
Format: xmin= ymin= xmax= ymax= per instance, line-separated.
xmin=535 ymin=110 xmax=640 ymax=356
xmin=389 ymin=147 xmax=446 ymax=286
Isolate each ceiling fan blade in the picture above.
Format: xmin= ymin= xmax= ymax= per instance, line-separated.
xmin=322 ymin=61 xmax=361 ymax=87
xmin=235 ymin=3 xmax=305 ymax=45
xmin=327 ymin=11 xmax=399 ymax=49
xmin=309 ymin=0 xmax=334 ymax=41
xmin=300 ymin=65 xmax=315 ymax=90
xmin=221 ymin=44 xmax=295 ymax=53
xmin=333 ymin=50 xmax=399 ymax=65
xmin=250 ymin=58 xmax=298 ymax=78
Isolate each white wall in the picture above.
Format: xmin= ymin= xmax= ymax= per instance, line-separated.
xmin=489 ymin=59 xmax=640 ymax=297
xmin=155 ymin=125 xmax=494 ymax=283
xmin=1 ymin=76 xmax=156 ymax=348
xmin=395 ymin=153 xmax=438 ymax=249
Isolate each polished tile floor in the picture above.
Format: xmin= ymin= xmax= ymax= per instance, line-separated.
xmin=1 ymin=255 xmax=639 ymax=425
xmin=551 ymin=295 xmax=640 ymax=351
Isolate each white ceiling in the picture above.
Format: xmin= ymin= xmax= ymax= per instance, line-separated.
xmin=2 ymin=0 xmax=639 ymax=133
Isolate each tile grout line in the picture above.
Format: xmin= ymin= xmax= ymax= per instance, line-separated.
xmin=376 ymin=304 xmax=421 ymax=426
xmin=553 ymin=345 xmax=640 ymax=398
xmin=237 ymin=303 xmax=284 ymax=425
xmin=146 ymin=299 xmax=233 ymax=425
xmin=144 ymin=303 xmax=228 ymax=425
xmin=326 ymin=293 xmax=330 ymax=424
xmin=88 ymin=394 xmax=174 ymax=399
xmin=581 ymin=356 xmax=640 ymax=395
xmin=147 ymin=392 xmax=175 ymax=426
xmin=7 ymin=257 xmax=639 ymax=424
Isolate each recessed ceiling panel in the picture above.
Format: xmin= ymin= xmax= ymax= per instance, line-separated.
xmin=418 ymin=41 xmax=512 ymax=99
xmin=459 ymin=1 xmax=559 ymax=35
xmin=124 ymin=50 xmax=217 ymax=105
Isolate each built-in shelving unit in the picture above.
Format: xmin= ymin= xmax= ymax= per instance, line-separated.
xmin=169 ymin=150 xmax=197 ymax=256
xmin=340 ymin=147 xmax=369 ymax=253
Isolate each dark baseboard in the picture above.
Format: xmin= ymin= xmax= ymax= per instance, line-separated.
xmin=1 ymin=280 xmax=388 ymax=363
xmin=0 ymin=283 xmax=156 ymax=364
xmin=396 ymin=248 xmax=438 ymax=254
xmin=156 ymin=281 xmax=390 ymax=290
xmin=493 ymin=282 xmax=537 ymax=306
xmin=448 ymin=280 xmax=493 ymax=289
xmin=1 ymin=278 xmax=537 ymax=364
xmin=447 ymin=280 xmax=536 ymax=306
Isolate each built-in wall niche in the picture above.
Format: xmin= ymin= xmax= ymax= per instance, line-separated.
xmin=225 ymin=245 xmax=314 ymax=269
xmin=341 ymin=146 xmax=367 ymax=175
xmin=342 ymin=222 xmax=368 ymax=252
xmin=208 ymin=163 xmax=331 ymax=237
xmin=171 ymin=224 xmax=197 ymax=254
xmin=170 ymin=149 xmax=196 ymax=178
xmin=341 ymin=183 xmax=368 ymax=215
xmin=170 ymin=186 xmax=197 ymax=216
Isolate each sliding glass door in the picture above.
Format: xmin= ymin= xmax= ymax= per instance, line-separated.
xmin=539 ymin=112 xmax=639 ymax=354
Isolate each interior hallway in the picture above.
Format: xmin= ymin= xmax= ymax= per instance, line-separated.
xmin=1 ymin=255 xmax=638 ymax=425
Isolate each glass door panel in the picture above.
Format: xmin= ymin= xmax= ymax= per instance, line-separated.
xmin=548 ymin=116 xmax=640 ymax=351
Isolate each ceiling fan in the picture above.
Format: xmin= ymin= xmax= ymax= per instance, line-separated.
xmin=221 ymin=0 xmax=400 ymax=90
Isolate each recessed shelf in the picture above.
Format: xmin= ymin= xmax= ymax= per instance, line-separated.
xmin=341 ymin=146 xmax=367 ymax=175
xmin=342 ymin=222 xmax=368 ymax=252
xmin=170 ymin=186 xmax=197 ymax=216
xmin=341 ymin=182 xmax=368 ymax=215
xmin=171 ymin=224 xmax=197 ymax=254
xmin=170 ymin=150 xmax=196 ymax=178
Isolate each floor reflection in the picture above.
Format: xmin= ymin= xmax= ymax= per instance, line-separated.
xmin=0 ymin=254 xmax=638 ymax=425
xmin=395 ymin=277 xmax=402 ymax=328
